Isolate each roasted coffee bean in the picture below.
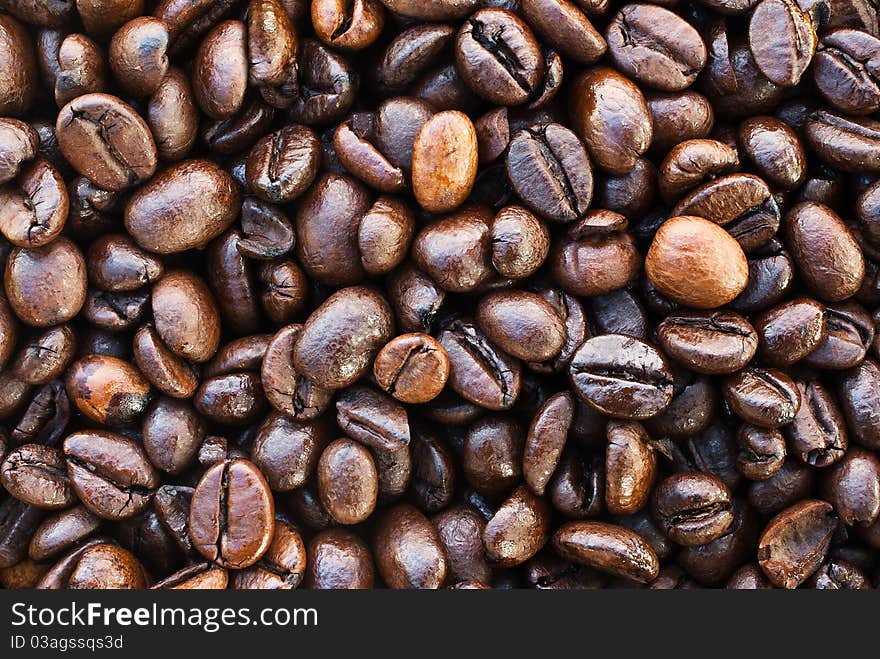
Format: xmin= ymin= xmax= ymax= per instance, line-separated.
xmin=189 ymin=459 xmax=274 ymax=569
xmin=306 ymin=528 xmax=375 ymax=589
xmin=142 ymin=398 xmax=205 ymax=475
xmin=413 ymin=206 xmax=494 ymax=293
xmin=821 ymin=447 xmax=880 ymax=526
xmin=813 ymin=30 xmax=880 ymax=116
xmin=658 ymin=139 xmax=739 ymax=205
xmin=373 ymin=504 xmax=447 ymax=589
xmin=152 ymin=563 xmax=228 ymax=590
xmin=0 ymin=15 xmax=37 ymax=117
xmin=87 ymin=234 xmax=163 ymax=292
xmin=656 ymin=312 xmax=758 ymax=375
xmin=373 ymin=333 xmax=449 ymax=404
xmin=411 ymin=111 xmax=478 ymax=213
xmin=476 ymin=290 xmax=565 ymax=363
xmin=550 ymin=210 xmax=641 ymax=297
xmin=294 ymin=286 xmax=394 ymax=390
xmin=132 ymin=325 xmax=199 ymax=399
xmin=756 ymin=298 xmax=827 ymax=366
xmin=233 ymin=518 xmax=306 ymax=590
xmin=194 ymin=372 xmax=268 ymax=426
xmin=647 ymin=91 xmax=715 ymax=154
xmin=433 ymin=504 xmax=491 ymax=585
xmin=505 ymin=123 xmax=593 ymax=223
xmin=757 ymin=499 xmax=837 ymax=588
xmin=521 ymin=0 xmax=605 ymax=65
xmin=5 ymin=238 xmax=87 ymax=327
xmin=29 ymin=506 xmax=101 ymax=562
xmin=804 ymin=110 xmax=880 ymax=173
xmin=261 ymin=324 xmax=332 ymax=421
xmin=336 ymin=385 xmax=411 ymax=452
xmin=837 ymin=358 xmax=880 ymax=450
xmin=552 ymin=521 xmax=659 ymax=583
xmin=785 ymin=202 xmax=865 ymax=302
xmin=0 ymin=497 xmax=44 ymax=568
xmin=570 ymin=67 xmax=652 ymax=175
xmin=736 ymin=425 xmax=787 ymax=481
xmin=10 ymin=324 xmax=76 ymax=385
xmin=749 ymin=0 xmax=817 ymax=87
xmin=489 ymin=205 xmax=549 ymax=279
xmin=65 ymin=354 xmax=152 ymax=426
xmin=63 ymin=430 xmax=158 ymax=520
xmin=251 ymin=413 xmax=330 ymax=492
xmin=652 ymin=472 xmax=734 ymax=547
xmin=605 ymin=421 xmax=656 ymax=515
xmin=146 ymin=67 xmax=198 ymax=162
xmin=483 ymin=485 xmax=551 ymax=567
xmin=606 ymin=4 xmax=706 ymax=91
xmin=645 ymin=372 xmax=715 ymax=439
xmin=569 ymin=334 xmax=673 ymax=420
xmin=38 ymin=540 xmax=146 ymax=589
xmin=247 ymin=125 xmax=321 ymax=204
xmin=318 ymin=438 xmax=378 ymax=525
xmin=646 ymin=216 xmax=748 ymax=309
xmin=523 ymin=392 xmax=573 ymax=496
xmin=0 ymin=158 xmax=68 ymax=248
xmin=55 ymin=94 xmax=156 ymax=192
xmin=803 ymin=302 xmax=874 ymax=370
xmin=334 ymin=119 xmax=406 ymax=193
xmin=463 ymin=415 xmax=523 ymax=500
xmin=738 ymin=117 xmax=807 ymax=190
xmin=1 ymin=445 xmax=74 ymax=510
xmin=358 ymin=197 xmax=415 ymax=276
xmin=125 ymin=160 xmax=241 ymax=254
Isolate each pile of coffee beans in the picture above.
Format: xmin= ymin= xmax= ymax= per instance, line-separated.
xmin=1 ymin=0 xmax=879 ymax=590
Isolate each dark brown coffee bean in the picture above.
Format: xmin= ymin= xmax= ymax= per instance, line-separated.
xmin=838 ymin=357 xmax=880 ymax=450
xmin=756 ymin=298 xmax=827 ymax=366
xmin=232 ymin=518 xmax=306 ymax=590
xmin=379 ymin=23 xmax=454 ymax=90
xmin=454 ymin=9 xmax=543 ymax=107
xmin=606 ymin=4 xmax=706 ymax=91
xmin=194 ymin=372 xmax=268 ymax=426
xmin=9 ymin=324 xmax=76 ymax=385
xmin=55 ymin=94 xmax=156 ymax=191
xmin=439 ymin=317 xmax=522 ymax=411
xmin=142 ymin=397 xmax=205 ymax=475
xmin=506 ymin=123 xmax=594 ymax=224
xmin=333 ymin=118 xmax=406 ymax=193
xmin=749 ymin=0 xmax=817 ymax=87
xmin=652 ymin=472 xmax=734 ymax=547
xmin=261 ymin=324 xmax=332 ymax=421
xmin=552 ymin=521 xmax=660 ymax=583
xmin=294 ymin=174 xmax=370 ymax=286
xmin=29 ymin=506 xmax=101 ymax=562
xmin=87 ymin=234 xmax=163 ymax=292
xmin=757 ymin=499 xmax=837 ymax=588
xmin=318 ymin=438 xmax=378 ymax=525
xmin=738 ymin=117 xmax=807 ymax=190
xmin=0 ymin=158 xmax=67 ymax=248
xmin=483 ymin=485 xmax=551 ymax=567
xmin=413 ymin=206 xmax=493 ymax=293
xmin=146 ymin=67 xmax=198 ymax=162
xmin=804 ymin=110 xmax=880 ymax=173
xmin=656 ymin=311 xmax=758 ymax=375
xmin=0 ymin=15 xmax=37 ymax=117
xmin=785 ymin=202 xmax=865 ymax=302
xmin=569 ymin=334 xmax=673 ymax=420
xmin=5 ymin=238 xmax=87 ymax=328
xmin=251 ymin=413 xmax=330 ymax=492
xmin=521 ymin=0 xmax=605 ymax=64
xmin=193 ymin=20 xmax=247 ymax=119
xmin=813 ymin=29 xmax=880 ymax=116
xmin=125 ymin=159 xmax=241 ymax=254
xmin=476 ymin=290 xmax=565 ymax=363
xmin=63 ymin=430 xmax=158 ymax=520
xmin=570 ymin=67 xmax=652 ymax=175
xmin=132 ymin=325 xmax=199 ymax=399
xmin=658 ymin=139 xmax=739 ymax=205
xmin=372 ymin=504 xmax=447 ymax=589
xmin=336 ymin=385 xmax=411 ymax=452
xmin=523 ymin=392 xmax=573 ymax=496
xmin=433 ymin=504 xmax=491 ymax=585
xmin=821 ymin=447 xmax=880 ymax=526
xmin=605 ymin=420 xmax=656 ymax=516
xmin=39 ymin=541 xmax=146 ymax=589
xmin=294 ymin=286 xmax=394 ymax=390
xmin=803 ymin=302 xmax=874 ymax=370
xmin=151 ymin=563 xmax=228 ymax=590
xmin=737 ymin=425 xmax=787 ymax=481
xmin=306 ymin=528 xmax=375 ymax=589
xmin=1 ymin=444 xmax=74 ymax=510
xmin=189 ymin=459 xmax=274 ymax=569
xmin=246 ymin=125 xmax=321 ymax=204
xmin=358 ymin=197 xmax=415 ymax=276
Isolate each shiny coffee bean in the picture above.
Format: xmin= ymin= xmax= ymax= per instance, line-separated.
xmin=652 ymin=472 xmax=734 ymax=546
xmin=757 ymin=499 xmax=837 ymax=588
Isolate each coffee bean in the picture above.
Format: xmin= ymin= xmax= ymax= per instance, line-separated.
xmin=411 ymin=111 xmax=478 ymax=213
xmin=483 ymin=485 xmax=551 ymax=567
xmin=63 ymin=430 xmax=158 ymax=520
xmin=190 ymin=459 xmax=274 ymax=569
xmin=433 ymin=504 xmax=491 ymax=585
xmin=1 ymin=445 xmax=74 ymax=510
xmin=373 ymin=333 xmax=449 ymax=404
xmin=0 ymin=15 xmax=37 ymax=116
xmin=29 ymin=506 xmax=101 ymax=562
xmin=804 ymin=110 xmax=880 ymax=172
xmin=505 ymin=123 xmax=594 ymax=223
xmin=552 ymin=521 xmax=660 ymax=583
xmin=125 ymin=159 xmax=241 ymax=254
xmin=336 ymin=385 xmax=411 ymax=452
xmin=413 ymin=206 xmax=494 ymax=293
xmin=652 ymin=472 xmax=734 ymax=546
xmin=523 ymin=392 xmax=573 ymax=496
xmin=646 ymin=216 xmax=748 ymax=309
xmin=569 ymin=334 xmax=673 ymax=420
xmin=821 ymin=447 xmax=880 ymax=526
xmin=656 ymin=311 xmax=758 ymax=375
xmin=605 ymin=420 xmax=656 ymax=515
xmin=736 ymin=425 xmax=787 ymax=481
xmin=372 ymin=504 xmax=447 ymax=589
xmin=247 ymin=125 xmax=321 ymax=204
xmin=749 ymin=0 xmax=817 ymax=87
xmin=293 ymin=286 xmax=394 ymax=390
xmin=570 ymin=67 xmax=653 ymax=175
xmin=837 ymin=358 xmax=880 ymax=450
xmin=606 ymin=4 xmax=706 ymax=91
xmin=757 ymin=499 xmax=837 ymax=588
xmin=738 ymin=117 xmax=807 ymax=190
xmin=318 ymin=438 xmax=378 ymax=525
xmin=306 ymin=528 xmax=375 ymax=589
xmin=65 ymin=354 xmax=151 ymax=426
xmin=261 ymin=324 xmax=332 ymax=421
xmin=756 ymin=298 xmax=827 ymax=366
